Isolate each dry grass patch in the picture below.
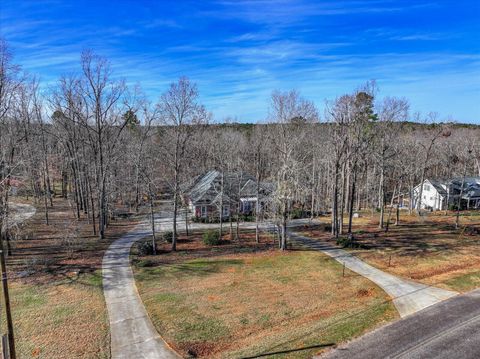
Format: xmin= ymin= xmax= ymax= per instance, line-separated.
xmin=306 ymin=211 xmax=480 ymax=292
xmin=133 ymin=233 xmax=397 ymax=358
xmin=6 ymin=272 xmax=109 ymax=359
xmin=5 ymin=197 xmax=139 ymax=358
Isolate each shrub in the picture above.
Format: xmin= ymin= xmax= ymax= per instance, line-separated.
xmin=136 ymin=259 xmax=154 ymax=267
xmin=163 ymin=231 xmax=173 ymax=243
xmin=203 ymin=230 xmax=221 ymax=246
xmin=239 ymin=214 xmax=255 ymax=222
xmin=137 ymin=241 xmax=156 ymax=256
xmin=448 ymin=203 xmax=459 ymax=211
xmin=291 ymin=208 xmax=304 ymax=219
xmin=336 ymin=234 xmax=362 ymax=249
xmin=464 ymin=226 xmax=480 ymax=236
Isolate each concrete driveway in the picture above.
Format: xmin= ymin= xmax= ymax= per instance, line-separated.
xmin=320 ymin=288 xmax=480 ymax=359
xmin=102 ymin=214 xmax=180 ymax=359
xmin=103 ymin=209 xmax=457 ymax=357
xmin=8 ymin=203 xmax=36 ymax=227
xmin=289 ymin=233 xmax=458 ymax=317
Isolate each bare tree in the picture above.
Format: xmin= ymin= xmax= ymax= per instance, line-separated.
xmin=158 ymin=77 xmax=208 ymax=251
xmin=268 ymin=90 xmax=318 ymax=250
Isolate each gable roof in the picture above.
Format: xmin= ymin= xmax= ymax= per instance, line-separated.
xmin=428 ymin=179 xmax=448 ymax=196
xmin=415 ymin=177 xmax=480 ymax=198
xmin=239 ymin=179 xmax=275 ymax=198
xmin=187 ymin=170 xmax=221 ymax=204
xmin=184 ymin=171 xmax=258 ymax=205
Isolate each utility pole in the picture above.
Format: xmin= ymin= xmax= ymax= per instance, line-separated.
xmin=0 ymin=240 xmax=16 ymax=359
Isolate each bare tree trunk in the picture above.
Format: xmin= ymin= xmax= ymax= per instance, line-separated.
xmin=185 ymin=208 xmax=189 ymax=237
xmin=395 ymin=182 xmax=401 ymax=226
xmin=339 ymin=161 xmax=347 ymax=234
xmin=255 ymin=169 xmax=261 ymax=243
xmin=42 ymin=170 xmax=49 ymax=226
xmin=332 ymin=161 xmax=339 ymax=238
xmin=310 ymin=159 xmax=316 ymax=221
xmin=281 ymin=198 xmax=288 ymax=250
xmin=347 ymin=165 xmax=357 ymax=234
xmin=172 ymin=175 xmax=178 ymax=251
xmin=456 ymin=161 xmax=468 ymax=230
xmin=149 ymin=183 xmax=156 ymax=255
xmin=219 ymin=171 xmax=224 ymax=238
xmin=385 ymin=185 xmax=397 ymax=232
xmin=378 ymin=166 xmax=385 ymax=229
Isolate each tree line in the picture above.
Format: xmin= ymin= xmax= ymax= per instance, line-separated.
xmin=1 ymin=39 xmax=480 ymax=253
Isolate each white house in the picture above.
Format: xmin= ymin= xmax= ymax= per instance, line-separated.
xmin=413 ymin=179 xmax=448 ymax=210
xmin=413 ymin=177 xmax=480 ymax=211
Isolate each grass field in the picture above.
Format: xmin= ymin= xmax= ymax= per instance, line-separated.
xmin=133 ymin=232 xmax=398 ymax=358
xmin=5 ymin=198 xmax=138 ymax=359
xmin=8 ymin=272 xmax=109 ymax=359
xmin=305 ymin=210 xmax=480 ymax=293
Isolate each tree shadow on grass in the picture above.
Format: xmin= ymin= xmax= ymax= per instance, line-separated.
xmin=239 ymin=342 xmax=335 ymax=359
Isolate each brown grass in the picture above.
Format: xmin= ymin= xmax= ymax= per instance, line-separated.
xmin=5 ymin=197 xmax=139 ymax=358
xmin=305 ymin=210 xmax=480 ymax=292
xmin=133 ymin=232 xmax=398 ymax=358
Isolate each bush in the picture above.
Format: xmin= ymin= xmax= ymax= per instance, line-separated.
xmin=464 ymin=226 xmax=480 ymax=236
xmin=448 ymin=203 xmax=459 ymax=211
xmin=203 ymin=230 xmax=221 ymax=246
xmin=163 ymin=231 xmax=173 ymax=243
xmin=291 ymin=208 xmax=305 ymax=219
xmin=137 ymin=241 xmax=156 ymax=256
xmin=336 ymin=234 xmax=362 ymax=249
xmin=192 ymin=216 xmax=219 ymax=223
xmin=239 ymin=214 xmax=255 ymax=222
xmin=136 ymin=259 xmax=154 ymax=267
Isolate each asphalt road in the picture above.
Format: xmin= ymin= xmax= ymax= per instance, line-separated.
xmin=320 ymin=288 xmax=480 ymax=359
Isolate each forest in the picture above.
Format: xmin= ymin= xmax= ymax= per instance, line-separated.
xmin=1 ymin=39 xmax=480 ymax=254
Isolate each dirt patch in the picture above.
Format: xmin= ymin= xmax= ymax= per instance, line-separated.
xmin=356 ymin=288 xmax=375 ymax=298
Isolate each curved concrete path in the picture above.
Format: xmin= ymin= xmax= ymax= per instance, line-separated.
xmin=8 ymin=203 xmax=36 ymax=227
xmin=289 ymin=233 xmax=458 ymax=317
xmin=102 ymin=218 xmax=180 ymax=359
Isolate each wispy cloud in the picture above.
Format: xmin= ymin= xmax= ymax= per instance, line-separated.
xmin=1 ymin=0 xmax=479 ymax=123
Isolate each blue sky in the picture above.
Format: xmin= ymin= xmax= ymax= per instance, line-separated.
xmin=1 ymin=0 xmax=479 ymax=123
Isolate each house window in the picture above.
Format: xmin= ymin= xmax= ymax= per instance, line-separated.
xmin=222 ymin=205 xmax=229 ymax=217
xmin=201 ymin=206 xmax=207 ymax=218
xmin=424 ymin=184 xmax=430 ymax=191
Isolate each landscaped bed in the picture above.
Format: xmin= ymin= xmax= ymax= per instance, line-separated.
xmin=303 ymin=211 xmax=480 ymax=293
xmin=5 ymin=198 xmax=138 ymax=358
xmin=133 ymin=231 xmax=398 ymax=358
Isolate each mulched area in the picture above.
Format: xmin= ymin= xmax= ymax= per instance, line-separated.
xmin=8 ymin=197 xmax=140 ymax=284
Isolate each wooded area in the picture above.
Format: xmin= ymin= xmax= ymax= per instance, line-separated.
xmin=2 ymin=39 xmax=480 ymax=255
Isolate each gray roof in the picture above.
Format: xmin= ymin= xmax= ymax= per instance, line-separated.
xmin=184 ymin=171 xmax=261 ymax=205
xmin=428 ymin=179 xmax=448 ymax=196
xmin=239 ymin=179 xmax=275 ymax=198
xmin=419 ymin=177 xmax=480 ymax=198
